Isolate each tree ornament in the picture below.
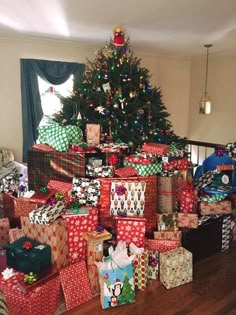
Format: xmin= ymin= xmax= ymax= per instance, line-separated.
xmin=113 ymin=26 xmax=125 ymax=46
xmin=95 ymin=106 xmax=105 ymax=114
xmin=124 ymin=121 xmax=128 ymax=127
xmin=137 ymin=108 xmax=144 ymax=115
xmin=128 ymin=141 xmax=134 ymax=147
xmin=142 ymin=135 xmax=147 ymax=141
xmin=129 ymin=90 xmax=136 ymax=98
xmin=77 ymin=111 xmax=82 ymax=120
xmin=119 ymin=98 xmax=126 ymax=110
xmin=113 ymin=102 xmax=119 ymax=109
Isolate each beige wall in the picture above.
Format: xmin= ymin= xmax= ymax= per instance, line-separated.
xmin=0 ymin=38 xmax=190 ymax=162
xmin=189 ymin=54 xmax=236 ymax=145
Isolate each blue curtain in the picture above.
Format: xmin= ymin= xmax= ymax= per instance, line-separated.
xmin=20 ymin=59 xmax=85 ymax=162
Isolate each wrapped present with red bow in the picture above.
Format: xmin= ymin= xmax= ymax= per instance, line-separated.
xmin=142 ymin=143 xmax=170 ymax=155
xmin=124 ymin=155 xmax=155 ymax=164
xmin=179 ymin=184 xmax=198 ymax=213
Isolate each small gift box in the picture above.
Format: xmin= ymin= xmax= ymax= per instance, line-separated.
xmin=86 ymin=124 xmax=101 ymax=146
xmin=71 ymin=177 xmax=101 ymax=207
xmin=154 ymin=230 xmax=182 ymax=241
xmin=159 ymin=247 xmax=192 ymax=289
xmin=88 ymin=157 xmax=103 ymax=167
xmin=157 ymin=213 xmax=178 ymax=231
xmin=162 ymin=157 xmax=188 ymax=171
xmin=147 ymin=239 xmax=180 ymax=252
xmin=124 ymin=161 xmax=162 ymax=177
xmin=179 ymin=184 xmax=198 ymax=213
xmin=142 ymin=143 xmax=170 ymax=155
xmin=178 ymin=213 xmax=198 ymax=229
xmin=29 ymin=201 xmax=65 ymax=225
xmin=199 ymin=200 xmax=232 ymax=215
xmin=29 ymin=189 xmax=56 ymax=204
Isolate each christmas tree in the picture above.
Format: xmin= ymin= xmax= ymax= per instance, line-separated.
xmin=118 ymin=273 xmax=135 ymax=304
xmin=54 ymin=26 xmax=186 ymax=148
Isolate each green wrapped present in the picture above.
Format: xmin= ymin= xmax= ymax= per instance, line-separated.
xmin=124 ymin=161 xmax=162 ymax=176
xmin=6 ymin=237 xmax=51 ymax=274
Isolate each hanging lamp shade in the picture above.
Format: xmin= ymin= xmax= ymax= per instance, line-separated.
xmin=199 ymin=44 xmax=212 ymax=115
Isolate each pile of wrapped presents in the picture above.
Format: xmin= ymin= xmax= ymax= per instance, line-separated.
xmin=0 ymin=123 xmax=235 ymax=314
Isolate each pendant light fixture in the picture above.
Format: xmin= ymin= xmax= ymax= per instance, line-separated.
xmin=199 ymin=44 xmax=213 ymax=114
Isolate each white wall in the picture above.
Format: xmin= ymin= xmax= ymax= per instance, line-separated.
xmin=189 ymin=54 xmax=236 ymax=145
xmin=0 ymin=37 xmax=190 ymax=162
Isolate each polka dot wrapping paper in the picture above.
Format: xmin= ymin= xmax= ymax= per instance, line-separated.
xmin=133 ymin=251 xmax=149 ymax=291
xmin=60 ymin=260 xmax=92 ymax=311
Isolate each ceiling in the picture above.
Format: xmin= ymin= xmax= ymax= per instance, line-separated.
xmin=1 ymin=0 xmax=236 ymax=56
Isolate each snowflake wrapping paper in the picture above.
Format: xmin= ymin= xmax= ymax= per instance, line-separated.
xmin=115 ymin=217 xmax=147 ymax=247
xmin=21 ymin=217 xmax=69 ymax=270
xmin=71 ymin=177 xmax=101 ymax=207
xmin=47 ymin=180 xmax=72 ymax=206
xmin=62 ymin=208 xmax=98 ymax=264
xmin=159 ymin=247 xmax=193 ymax=289
xmin=0 ymin=218 xmax=10 ymax=249
xmin=142 ymin=143 xmax=170 ymax=155
xmin=179 ymin=185 xmax=198 ymax=214
xmin=0 ymin=271 xmax=61 ymax=315
xmin=110 ymin=180 xmax=146 ymax=216
xmin=162 ymin=157 xmax=188 ymax=171
xmin=60 ymin=260 xmax=92 ymax=311
xmin=157 ymin=213 xmax=179 ymax=231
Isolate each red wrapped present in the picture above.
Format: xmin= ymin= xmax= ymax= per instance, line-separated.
xmin=21 ymin=217 xmax=69 ymax=270
xmin=2 ymin=193 xmax=37 ymax=218
xmin=62 ymin=208 xmax=98 ymax=264
xmin=162 ymin=157 xmax=188 ymax=171
xmin=28 ymin=148 xmax=86 ymax=191
xmin=115 ymin=166 xmax=138 ymax=177
xmin=199 ymin=200 xmax=232 ymax=215
xmin=0 ymin=271 xmax=60 ymax=315
xmin=147 ymin=239 xmax=180 ymax=252
xmin=0 ymin=218 xmax=9 ymax=249
xmin=115 ymin=217 xmax=147 ymax=247
xmin=98 ymin=176 xmax=157 ymax=235
xmin=47 ymin=180 xmax=72 ymax=205
xmin=178 ymin=213 xmax=198 ymax=229
xmin=83 ymin=230 xmax=112 ymax=295
xmin=29 ymin=189 xmax=55 ymax=204
xmin=86 ymin=124 xmax=100 ymax=146
xmin=154 ymin=230 xmax=182 ymax=241
xmin=60 ymin=260 xmax=92 ymax=311
xmin=179 ymin=184 xmax=198 ymax=213
xmin=142 ymin=143 xmax=170 ymax=155
xmin=124 ymin=155 xmax=155 ymax=164
xmin=9 ymin=228 xmax=24 ymax=243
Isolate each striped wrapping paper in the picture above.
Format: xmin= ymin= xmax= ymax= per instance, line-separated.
xmin=28 ymin=149 xmax=86 ymax=190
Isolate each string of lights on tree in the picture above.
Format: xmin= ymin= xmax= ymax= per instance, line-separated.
xmin=54 ymin=26 xmax=186 ymax=148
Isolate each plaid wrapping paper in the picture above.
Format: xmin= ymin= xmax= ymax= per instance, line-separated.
xmin=157 ymin=175 xmax=179 ymax=213
xmin=21 ymin=217 xmax=69 ymax=270
xmin=62 ymin=208 xmax=98 ymax=264
xmin=9 ymin=228 xmax=24 ymax=243
xmin=115 ymin=217 xmax=147 ymax=247
xmin=132 ymin=251 xmax=149 ymax=290
xmin=147 ymin=239 xmax=180 ymax=252
xmin=157 ymin=213 xmax=178 ymax=231
xmin=98 ymin=176 xmax=157 ymax=235
xmin=178 ymin=213 xmax=198 ymax=229
xmin=0 ymin=218 xmax=10 ymax=249
xmin=2 ymin=193 xmax=37 ymax=218
xmin=162 ymin=157 xmax=188 ymax=171
xmin=0 ymin=272 xmax=60 ymax=315
xmin=199 ymin=200 xmax=232 ymax=215
xmin=142 ymin=143 xmax=170 ymax=155
xmin=159 ymin=247 xmax=192 ymax=289
xmin=28 ymin=148 xmax=86 ymax=191
xmin=154 ymin=230 xmax=182 ymax=241
xmin=124 ymin=161 xmax=162 ymax=176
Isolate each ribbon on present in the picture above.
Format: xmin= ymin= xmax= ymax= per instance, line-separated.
xmin=24 ymin=272 xmax=38 ymax=285
xmin=1 ymin=268 xmax=15 ymax=280
xmin=55 ymin=192 xmax=64 ymax=201
xmin=96 ymin=224 xmax=105 ymax=233
xmin=22 ymin=241 xmax=33 ymax=250
xmin=40 ymin=187 xmax=49 ymax=193
xmin=115 ymin=185 xmax=127 ymax=196
xmin=70 ymin=201 xmax=81 ymax=214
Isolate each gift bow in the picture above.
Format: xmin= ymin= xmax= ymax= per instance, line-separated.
xmin=24 ymin=272 xmax=38 ymax=285
xmin=1 ymin=268 xmax=15 ymax=280
xmin=40 ymin=187 xmax=49 ymax=193
xmin=108 ymin=154 xmax=119 ymax=165
xmin=149 ymin=255 xmax=158 ymax=268
xmin=115 ymin=185 xmax=127 ymax=196
xmin=22 ymin=241 xmax=33 ymax=250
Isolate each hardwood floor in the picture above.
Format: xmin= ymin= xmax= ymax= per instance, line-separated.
xmin=64 ymin=242 xmax=236 ymax=315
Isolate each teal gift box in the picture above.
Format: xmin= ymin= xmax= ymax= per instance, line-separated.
xmin=6 ymin=237 xmax=51 ymax=273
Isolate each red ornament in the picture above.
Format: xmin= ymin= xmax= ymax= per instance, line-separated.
xmin=113 ymin=26 xmax=125 ymax=46
xmin=108 ymin=154 xmax=119 ymax=166
xmin=23 ymin=241 xmax=33 ymax=250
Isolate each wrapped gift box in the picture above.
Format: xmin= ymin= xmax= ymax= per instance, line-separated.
xmin=28 ymin=148 xmax=86 ymax=190
xmin=154 ymin=230 xmax=182 ymax=241
xmin=60 ymin=260 xmax=93 ymax=311
xmin=86 ymin=124 xmax=100 ymax=146
xmin=159 ymin=247 xmax=192 ymax=289
xmin=148 ymin=249 xmax=159 ymax=280
xmin=47 ymin=180 xmax=72 ymax=206
xmin=178 ymin=213 xmax=198 ymax=229
xmin=147 ymin=239 xmax=180 ymax=252
xmin=162 ymin=157 xmax=188 ymax=171
xmin=123 ymin=161 xmax=162 ymax=177
xmin=9 ymin=228 xmax=24 ymax=243
xmin=21 ymin=217 xmax=69 ymax=270
xmin=157 ymin=174 xmax=179 ymax=213
xmin=6 ymin=237 xmax=51 ymax=273
xmin=29 ymin=189 xmax=56 ymax=204
xmin=0 ymin=218 xmax=10 ymax=249
xmin=110 ymin=180 xmax=146 ymax=216
xmin=0 ymin=271 xmax=60 ymax=315
xmin=71 ymin=177 xmax=101 ymax=207
xmin=115 ymin=166 xmax=138 ymax=177
xmin=157 ymin=213 xmax=178 ymax=231
xmin=116 ymin=217 xmax=147 ymax=247
xmin=2 ymin=193 xmax=37 ymax=218
xmin=142 ymin=143 xmax=170 ymax=155
xmin=29 ymin=201 xmax=65 ymax=225
xmin=179 ymin=185 xmax=198 ymax=213
xmin=83 ymin=230 xmax=112 ymax=295
xmin=98 ymin=176 xmax=157 ymax=236
xmin=86 ymin=165 xmax=114 ymax=178
xmin=62 ymin=208 xmax=98 ymax=264
xmin=181 ymin=216 xmax=223 ymax=262
xmin=199 ymin=200 xmax=232 ymax=215
xmin=132 ymin=251 xmax=149 ymax=290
